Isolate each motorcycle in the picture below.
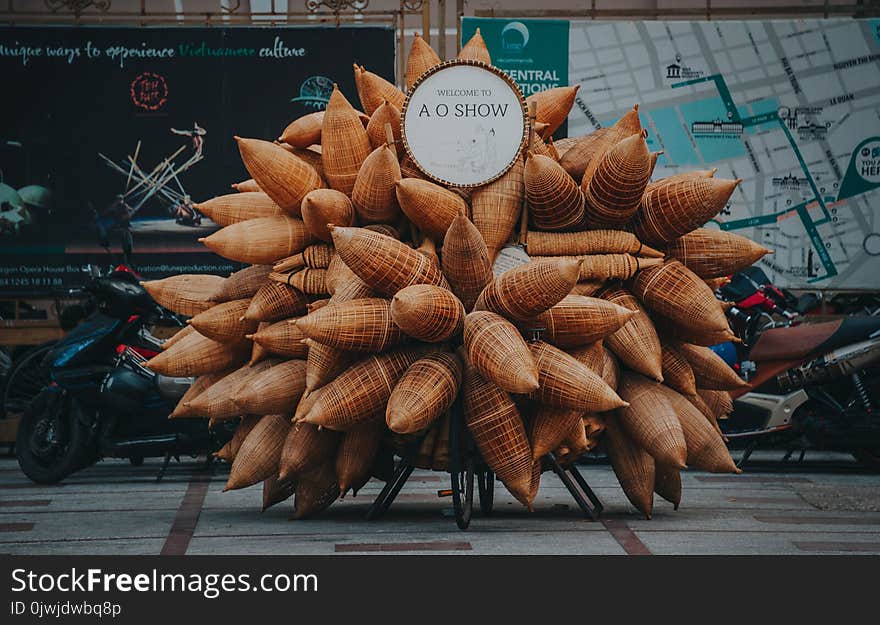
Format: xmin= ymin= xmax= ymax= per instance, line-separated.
xmin=15 ymin=264 xmax=231 ymax=484
xmin=714 ymin=267 xmax=880 ymax=469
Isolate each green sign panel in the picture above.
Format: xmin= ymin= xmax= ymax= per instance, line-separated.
xmin=461 ymin=17 xmax=570 ymax=98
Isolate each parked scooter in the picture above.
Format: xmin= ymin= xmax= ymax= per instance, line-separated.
xmin=714 ymin=267 xmax=880 ymax=469
xmin=15 ymin=264 xmax=231 ymax=483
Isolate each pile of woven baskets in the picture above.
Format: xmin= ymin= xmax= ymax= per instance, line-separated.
xmin=143 ymin=30 xmax=771 ymax=519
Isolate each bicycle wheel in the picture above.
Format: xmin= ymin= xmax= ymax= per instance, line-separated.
xmin=478 ymin=469 xmax=495 ymax=515
xmin=448 ymin=403 xmax=474 ymax=530
xmin=2 ymin=342 xmax=54 ymax=420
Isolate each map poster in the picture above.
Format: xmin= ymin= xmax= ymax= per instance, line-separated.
xmin=0 ymin=26 xmax=394 ymax=293
xmin=461 ymin=17 xmax=570 ymax=137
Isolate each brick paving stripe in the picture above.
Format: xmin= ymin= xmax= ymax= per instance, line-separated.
xmin=601 ymin=518 xmax=652 ymax=555
xmin=794 ymin=541 xmax=880 ymax=552
xmin=161 ymin=477 xmax=210 ymax=555
xmin=0 ymin=523 xmax=35 ymax=532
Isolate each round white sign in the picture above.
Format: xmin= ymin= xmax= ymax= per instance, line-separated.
xmin=402 ymin=60 xmax=528 ymax=188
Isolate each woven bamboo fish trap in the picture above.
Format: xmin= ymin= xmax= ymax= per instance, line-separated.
xmin=225 ymin=414 xmax=291 ymax=491
xmin=526 ymin=85 xmax=579 ymax=138
xmin=659 ymin=385 xmax=739 ymax=473
xmin=324 ymin=255 xmax=354 ymax=295
xmin=571 ymin=281 xmax=605 ymax=297
xmin=296 ymin=298 xmax=404 ymax=352
xmin=583 ymin=413 xmax=606 ymax=438
xmin=366 ymin=101 xmax=402 ymax=150
xmin=210 ymin=265 xmax=272 ymax=303
xmin=441 ymin=210 xmax=493 ymax=311
xmin=301 ymin=188 xmax=355 ymax=243
xmin=243 ymin=281 xmax=309 ymax=323
xmin=396 ymin=178 xmax=466 ymax=242
xmin=145 ymin=331 xmax=249 ymax=377
xmin=161 ymin=324 xmax=196 ymax=352
xmin=235 ymin=137 xmax=323 ymax=215
xmin=278 ymin=420 xmax=339 ymax=482
xmin=336 ymin=423 xmax=384 ymax=495
xmin=616 ymin=372 xmax=688 ymax=469
xmin=194 ymin=192 xmax=282 ymax=228
xmin=141 ymin=274 xmax=223 ymax=317
xmin=351 ymin=145 xmax=403 ymax=224
xmin=553 ymin=136 xmax=578 ymax=157
xmin=601 ymin=347 xmax=621 ymax=391
xmin=471 ymin=158 xmax=523 ymax=260
xmin=280 ymin=268 xmax=328 ymax=296
xmin=461 ymin=362 xmax=534 ymax=508
xmin=566 ymin=340 xmax=605 ymax=373
xmin=233 ymin=359 xmax=307 ymax=416
xmin=528 ymin=340 xmax=626 ymax=412
xmin=232 ymin=178 xmax=261 ymax=193
xmin=475 ymin=257 xmax=581 ymax=321
xmin=525 ymin=295 xmax=635 ymax=348
xmin=400 ymin=153 xmax=429 ymax=181
xmin=274 ymin=244 xmax=334 ymax=274
xmin=415 ymin=237 xmax=441 ymax=269
xmin=458 ymin=28 xmax=492 ymax=65
xmin=406 ymin=33 xmax=441 ymax=91
xmin=597 ymin=286 xmax=663 ymax=381
xmin=527 ymin=128 xmax=557 ymax=160
xmin=322 ymin=85 xmax=373 ymax=195
xmin=247 ymin=319 xmax=309 ymax=359
xmin=665 ymin=228 xmax=772 ymax=278
xmin=292 ymin=460 xmax=340 ymax=519
xmin=215 ymin=415 xmax=261 ymax=462
xmin=674 ymin=342 xmax=749 ymax=390
xmin=559 ymin=105 xmax=642 ymax=181
xmin=654 ymin=462 xmax=682 ymax=510
xmin=279 ymin=111 xmax=324 ymax=149
xmin=602 ymin=417 xmax=655 ymax=519
xmin=529 ymin=404 xmax=583 ymax=461
xmin=330 ymin=226 xmax=447 ymax=296
xmin=170 ymin=370 xmax=228 ymax=419
xmin=661 ymin=342 xmax=698 ymax=396
xmin=285 ymin=146 xmax=326 ymax=180
xmin=386 ymin=352 xmax=462 ymax=434
xmin=189 ymin=299 xmax=257 ymax=344
xmin=631 ymin=260 xmax=732 ymax=341
xmin=309 ymin=299 xmax=330 ymax=313
xmin=303 ymin=339 xmax=356 ymax=393
xmin=199 ymin=216 xmax=315 ymax=265
xmin=525 ymin=229 xmax=662 ymax=258
xmin=390 ymin=284 xmax=465 ymax=343
xmin=329 ymin=271 xmax=375 ymax=303
xmin=262 ymin=475 xmax=296 ymax=512
xmin=583 ymin=132 xmax=653 ymax=228
xmin=463 ymin=311 xmax=538 ymax=394
xmin=531 ymin=254 xmax=663 ymax=283
xmin=645 ymin=168 xmax=716 ymax=194
xmin=652 ymin=313 xmax=736 ymax=347
xmin=524 ymin=153 xmax=586 ymax=231
xmin=185 ymin=360 xmax=275 ymax=420
xmin=632 ymin=177 xmax=741 ymax=245
xmin=300 ymin=347 xmax=424 ymax=430
xmin=248 ymin=322 xmax=271 ymax=365
xmin=698 ymin=388 xmax=734 ymax=420
xmin=559 ymin=417 xmax=591 ymax=460
xmin=355 ymin=66 xmax=406 ymax=116
xmin=686 ymin=392 xmax=725 ymax=438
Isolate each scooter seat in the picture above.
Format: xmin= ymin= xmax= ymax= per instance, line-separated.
xmin=750 ymin=316 xmax=880 ymax=362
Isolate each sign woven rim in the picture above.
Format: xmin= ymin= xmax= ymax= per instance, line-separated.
xmin=400 ymin=59 xmax=530 ymax=189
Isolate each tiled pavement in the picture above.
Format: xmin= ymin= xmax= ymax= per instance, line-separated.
xmin=1 ymin=452 xmax=879 ymax=555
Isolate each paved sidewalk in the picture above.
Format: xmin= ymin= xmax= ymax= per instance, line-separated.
xmin=1 ymin=452 xmax=879 ymax=555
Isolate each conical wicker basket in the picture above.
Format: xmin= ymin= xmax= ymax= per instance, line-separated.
xmin=566 ymin=340 xmax=605 ymax=374
xmin=475 ymin=257 xmax=581 ymax=321
xmin=296 ymin=297 xmax=404 ymax=352
xmin=274 ymin=244 xmax=334 ymax=274
xmin=603 ymin=418 xmax=655 ymax=519
xmin=529 ymin=404 xmax=583 ymax=461
xmin=161 ymin=324 xmax=197 ymax=353
xmin=661 ymin=342 xmax=698 ymax=396
xmin=571 ymin=280 xmax=606 ymax=297
xmin=225 ymin=414 xmax=291 ymax=491
xmin=262 ymin=475 xmax=296 ymax=512
xmin=461 ymin=362 xmax=534 ymax=508
xmin=170 ymin=370 xmax=228 ymax=419
xmin=632 ymin=177 xmax=741 ymax=245
xmin=674 ymin=341 xmax=749 ymax=390
xmin=194 ymin=192 xmax=282 ymax=227
xmin=406 ymin=33 xmax=441 ymax=91
xmin=645 ymin=168 xmax=716 ymax=194
xmin=235 ymin=137 xmax=323 ymax=215
xmin=304 ymin=339 xmax=356 ymax=393
xmin=145 ymin=331 xmax=250 ymax=377
xmin=322 ymin=85 xmax=373 ymax=195
xmin=530 ymin=254 xmax=662 ymax=282
xmin=386 ymin=352 xmax=462 ymax=434
xmin=527 ymin=340 xmax=626 ymax=412
xmin=141 ymin=274 xmax=224 ymax=317
xmin=243 ymin=281 xmax=309 ymax=322
xmin=601 ymin=346 xmax=621 ymax=391
xmin=189 ymin=298 xmax=257 ymax=344
xmin=278 ymin=420 xmax=339 ymax=482
xmin=652 ymin=314 xmax=736 ymax=347
xmin=285 ymin=145 xmax=326 ymax=180
xmin=470 ymin=159 xmax=523 ymax=260
xmin=336 ymin=423 xmax=384 ymax=495
xmin=292 ymin=461 xmax=340 ymax=519
xmin=598 ymin=285 xmax=663 ymax=381
xmin=526 ymin=229 xmax=662 ymax=258
xmin=686 ymin=392 xmax=725 ymax=437
xmin=330 ymin=226 xmax=447 ymax=296
xmin=664 ymin=228 xmax=772 ymax=278
xmin=616 ymin=371 xmax=688 ymax=469
xmin=281 ymin=268 xmax=328 ymax=296
xmin=199 ymin=216 xmax=315 ymax=265
xmin=248 ymin=322 xmax=272 ymax=365
xmin=583 ymin=413 xmax=606 ymax=438
xmin=248 ymin=319 xmax=309 ymax=359
xmin=583 ymin=132 xmax=652 ymax=228
xmin=356 ymin=66 xmax=406 ymax=116
xmin=524 ymin=153 xmax=586 ymax=231
xmin=279 ymin=111 xmax=324 ymax=149
xmin=233 ymin=359 xmax=307 ymax=416
xmin=559 ymin=105 xmax=642 ymax=181
xmin=524 ymin=294 xmax=635 ymax=347
xmin=458 ymin=28 xmax=492 ymax=65
xmin=463 ymin=311 xmax=539 ymax=394
xmin=232 ymin=178 xmax=261 ymax=193
xmin=526 ymin=85 xmax=579 ymax=137
xmin=210 ymin=265 xmax=271 ymax=303
xmin=185 ymin=360 xmax=275 ymax=420
xmin=366 ymin=101 xmax=402 ymax=150
xmin=396 ymin=178 xmax=466 ymax=242
xmin=654 ymin=462 xmax=682 ymax=510
xmin=441 ymin=210 xmax=493 ymax=311
xmin=301 ymin=188 xmax=354 ymax=242
xmin=215 ymin=415 xmax=262 ymax=462
xmin=390 ymin=284 xmax=466 ymax=343
xmin=351 ymin=144 xmax=403 ymax=224
xmin=300 ymin=347 xmax=424 ymax=430
xmin=698 ymin=388 xmax=734 ymax=420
